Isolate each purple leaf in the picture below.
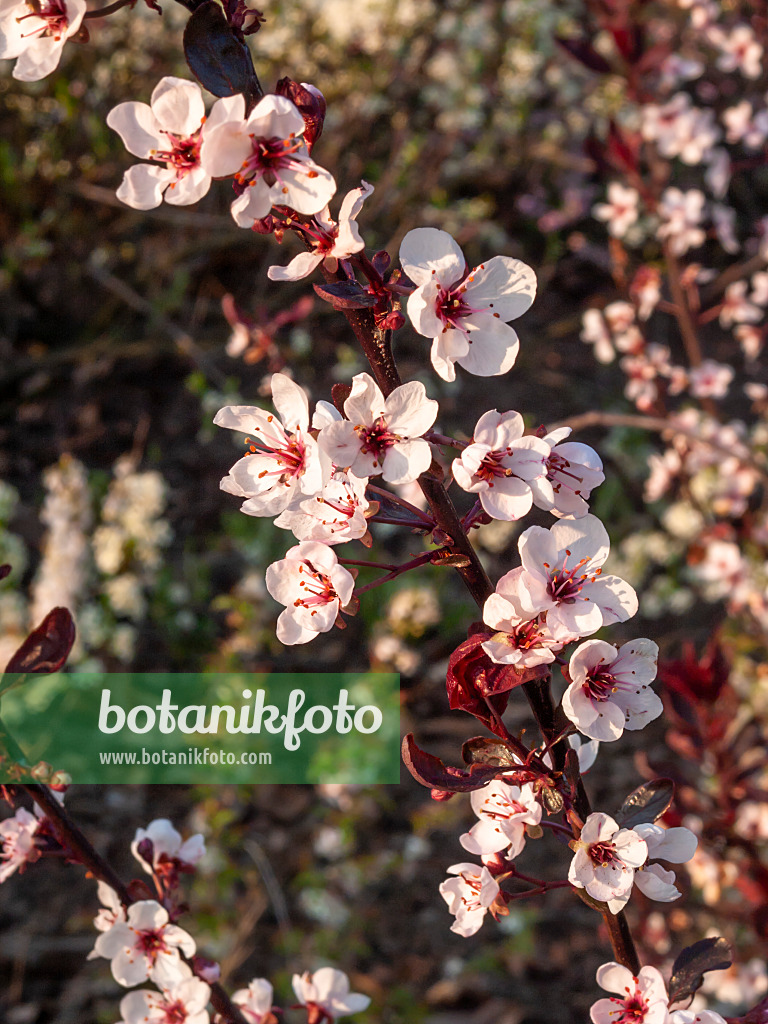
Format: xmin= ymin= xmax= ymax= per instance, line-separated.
xmin=402 ymin=734 xmax=500 ymax=792
xmin=313 ymin=281 xmax=377 ymax=309
xmin=614 ymin=778 xmax=674 ymax=829
xmin=183 ymin=1 xmax=260 ymax=101
xmin=668 ymin=937 xmax=733 ymax=1006
xmin=5 ymin=607 xmax=76 ymax=675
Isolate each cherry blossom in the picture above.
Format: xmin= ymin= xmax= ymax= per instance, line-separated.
xmin=92 ymin=881 xmax=126 ymax=933
xmin=593 ymin=183 xmax=640 ymax=238
xmin=439 ymin=862 xmax=501 ymax=937
xmin=711 ymin=24 xmax=763 ymax=79
xmin=268 ymin=181 xmax=373 ymax=281
xmin=590 ymin=962 xmax=669 ymax=1024
xmin=131 ymin=818 xmax=206 ymax=879
xmin=632 ymin=822 xmax=698 ymax=902
xmin=581 ymin=309 xmax=615 ymax=365
xmin=232 ymin=978 xmax=276 ymax=1024
xmin=265 ymin=541 xmax=355 ymax=645
xmin=514 ymin=515 xmax=638 ymax=642
xmin=399 ymin=227 xmax=536 ymax=381
xmin=274 ymin=470 xmax=370 ymax=545
xmin=0 ymin=0 xmax=84 ymax=82
xmin=532 ymin=427 xmax=605 ymax=518
xmin=200 ymin=93 xmax=336 ymax=227
xmin=568 ymin=813 xmax=647 ymax=913
xmin=657 ymin=188 xmax=706 ymax=255
xmin=0 ymin=806 xmax=40 ymax=883
xmin=91 ymin=899 xmax=196 ymax=987
xmin=722 ymin=101 xmax=767 ymax=149
xmin=292 ymin=967 xmax=371 ymax=1021
xmin=215 ymin=373 xmax=329 ymax=517
xmin=482 ymin=567 xmax=563 ymax=668
xmin=688 ymin=360 xmax=733 ymax=399
xmin=630 ymin=267 xmax=661 ymax=321
xmin=107 ymin=79 xmax=233 ymax=211
xmin=117 ymin=977 xmax=210 ymax=1024
xmin=562 ymin=638 xmax=662 ymax=742
xmin=317 ymin=372 xmax=437 ymax=485
xmin=451 ymin=409 xmax=550 ymax=520
xmin=459 ymin=780 xmax=542 ymax=859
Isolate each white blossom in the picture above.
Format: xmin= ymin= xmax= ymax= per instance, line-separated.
xmin=0 ymin=807 xmax=39 ymax=883
xmin=200 ymin=94 xmax=336 ymax=227
xmin=265 ymin=541 xmax=355 ymax=645
xmin=318 ymin=372 xmax=437 ymax=485
xmin=117 ymin=978 xmax=210 ymax=1024
xmin=274 ymin=470 xmax=370 ymax=545
xmin=439 ymin=862 xmax=501 ymax=937
xmin=590 ymin=962 xmax=669 ymax=1024
xmin=0 ymin=0 xmax=84 ymax=81
xmin=215 ymin=373 xmax=329 ymax=517
xmin=632 ymin=823 xmax=698 ymax=902
xmin=532 ymin=427 xmax=604 ymax=518
xmin=593 ymin=182 xmax=640 ymax=238
xmin=569 ymin=813 xmax=647 ymax=913
xmin=92 ymin=899 xmax=195 ymax=987
xmin=562 ymin=638 xmax=662 ymax=742
xmin=268 ymin=182 xmax=374 ymax=280
xmin=131 ymin=818 xmax=206 ymax=876
xmin=292 ymin=968 xmax=370 ymax=1020
xmin=399 ymin=227 xmax=536 ymax=381
xmin=460 ymin=780 xmax=541 ymax=859
xmin=451 ymin=410 xmax=549 ymax=520
xmin=107 ymin=79 xmax=231 ymax=210
xmin=233 ymin=978 xmax=275 ymax=1024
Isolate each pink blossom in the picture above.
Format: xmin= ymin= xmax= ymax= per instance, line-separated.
xmin=532 ymin=426 xmax=604 ymax=518
xmin=268 ymin=182 xmax=373 ymax=281
xmin=0 ymin=807 xmax=40 ymax=883
xmin=569 ymin=813 xmax=647 ymax=913
xmin=117 ymin=977 xmax=211 ymax=1024
xmin=318 ymin=372 xmax=438 ymax=485
xmin=657 ymin=188 xmax=706 ymax=255
xmin=0 ymin=0 xmax=85 ymax=81
xmin=292 ymin=967 xmax=370 ymax=1021
xmin=439 ymin=862 xmax=501 ymax=937
xmin=514 ymin=515 xmax=638 ymax=642
xmin=562 ymin=638 xmax=661 ymax=742
xmin=107 ymin=79 xmax=231 ymax=210
xmin=669 ymin=1012 xmax=727 ymax=1024
xmin=274 ymin=470 xmax=370 ymax=545
xmin=92 ymin=899 xmax=196 ymax=987
xmin=718 ymin=281 xmax=762 ymax=329
xmin=131 ymin=818 xmax=206 ymax=877
xmin=590 ymin=962 xmax=669 ymax=1024
xmin=215 ymin=373 xmax=329 ymax=517
xmin=399 ymin=227 xmax=536 ymax=381
xmin=688 ymin=360 xmax=733 ymax=399
xmin=451 ymin=409 xmax=549 ymax=520
xmin=712 ymin=24 xmax=763 ymax=79
xmin=265 ymin=541 xmax=355 ymax=645
xmin=722 ymin=101 xmax=767 ymax=149
xmin=200 ymin=94 xmax=336 ymax=227
xmin=232 ymin=978 xmax=275 ymax=1024
xmin=460 ymin=780 xmax=541 ymax=859
xmin=593 ymin=183 xmax=640 ymax=239
xmin=482 ymin=567 xmax=563 ymax=668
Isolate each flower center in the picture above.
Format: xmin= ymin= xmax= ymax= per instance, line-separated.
xmin=244 ymin=432 xmax=308 ymax=486
xmin=294 ymin=563 xmax=338 ymax=614
xmin=151 ymin=130 xmax=202 ymax=179
xmin=546 ymin=452 xmax=584 ymax=495
xmin=476 ymin=448 xmax=518 ymax=485
xmin=582 ymin=665 xmax=618 ymax=704
xmin=18 ymin=0 xmax=68 ymax=39
xmin=236 ymin=133 xmax=310 ymax=191
xmin=587 ymin=840 xmax=620 ymax=868
xmin=543 ymin=548 xmax=600 ymax=604
xmin=135 ymin=926 xmax=168 ymax=961
xmin=159 ymin=998 xmax=190 ymax=1024
xmin=355 ymin=417 xmax=397 ymax=464
xmin=435 ymin=283 xmax=484 ymax=336
xmin=608 ymin=984 xmax=649 ymax=1023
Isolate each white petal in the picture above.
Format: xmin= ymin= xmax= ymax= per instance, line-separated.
xmin=270 ymin=373 xmax=309 ymax=432
xmin=464 ymin=255 xmax=537 ymax=321
xmin=150 ymin=77 xmax=205 ymax=136
xmin=116 ymin=164 xmax=175 ymax=210
xmin=595 ymin=962 xmax=634 ymax=996
xmin=399 ymin=227 xmax=465 ymax=287
xmin=456 ymin=315 xmax=520 ymax=377
xmin=272 ymin=161 xmax=337 ymax=217
xmin=231 ymin=181 xmax=273 ymax=226
xmin=204 ymin=93 xmax=246 ymax=134
xmin=107 ymin=102 xmax=165 ymax=159
xmin=12 ymin=34 xmax=64 ymax=81
xmin=382 ymin=439 xmax=432 ymax=484
xmin=200 ymin=121 xmax=252 ymax=178
xmin=384 ymin=381 xmax=438 ymax=436
xmin=268 ymin=251 xmax=324 ymax=282
xmin=247 ymin=93 xmax=306 ymax=140
xmin=164 ymin=165 xmax=211 ymax=206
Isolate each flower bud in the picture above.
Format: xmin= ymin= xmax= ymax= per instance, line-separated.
xmin=275 ymin=77 xmax=326 ymax=153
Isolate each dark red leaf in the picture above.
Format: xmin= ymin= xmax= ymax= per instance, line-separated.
xmin=0 ymin=565 xmax=11 ymax=581
xmin=402 ymin=734 xmax=500 ymax=792
xmin=5 ymin=607 xmax=76 ymax=675
xmin=183 ymin=1 xmax=260 ymax=102
xmin=732 ymin=994 xmax=768 ymax=1023
xmin=275 ymin=78 xmax=325 ymax=152
xmin=313 ymin=281 xmax=377 ymax=309
xmin=614 ymin=778 xmax=674 ymax=829
xmin=668 ymin=937 xmax=732 ymax=1006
